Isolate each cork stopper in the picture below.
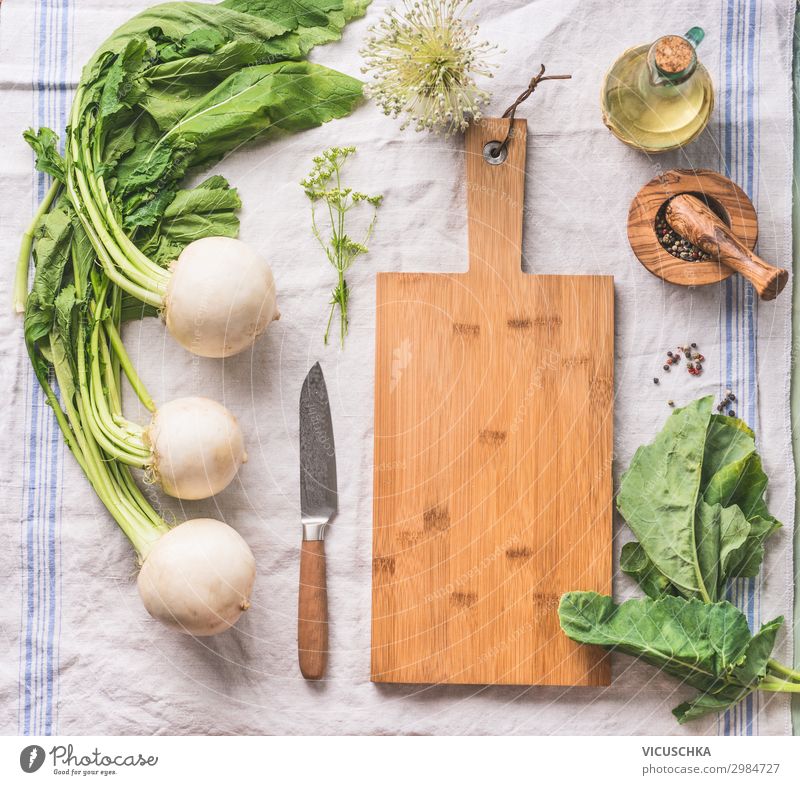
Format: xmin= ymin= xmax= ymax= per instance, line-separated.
xmin=654 ymin=35 xmax=695 ymax=75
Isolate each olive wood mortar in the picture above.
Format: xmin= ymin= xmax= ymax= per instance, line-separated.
xmin=627 ymin=168 xmax=788 ymax=299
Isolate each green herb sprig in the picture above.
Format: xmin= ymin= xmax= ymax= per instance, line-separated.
xmin=301 ymin=147 xmax=382 ymax=346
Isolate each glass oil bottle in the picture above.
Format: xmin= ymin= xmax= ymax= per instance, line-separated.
xmin=601 ymin=27 xmax=714 ymax=153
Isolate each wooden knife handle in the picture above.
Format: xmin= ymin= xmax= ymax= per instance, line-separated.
xmin=298 ymin=539 xmax=328 ymax=680
xmin=666 ymin=194 xmax=788 ymax=300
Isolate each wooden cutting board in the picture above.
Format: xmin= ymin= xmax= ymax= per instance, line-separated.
xmin=371 ymin=118 xmax=613 ymax=686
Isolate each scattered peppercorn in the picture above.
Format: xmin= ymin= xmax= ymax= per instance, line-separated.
xmin=691 ymin=342 xmax=697 ymax=348
xmin=668 ymin=400 xmax=675 ymax=407
xmin=653 ymin=377 xmax=659 ymax=385
xmin=728 ymin=410 xmax=736 ymax=418
xmin=663 ymin=364 xmax=670 ymax=372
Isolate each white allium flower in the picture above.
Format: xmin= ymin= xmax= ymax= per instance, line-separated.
xmin=359 ymin=0 xmax=501 ymax=135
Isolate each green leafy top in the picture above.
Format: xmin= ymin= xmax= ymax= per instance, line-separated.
xmin=558 ymin=397 xmax=796 ymax=725
xmin=617 ymin=397 xmax=780 ymax=603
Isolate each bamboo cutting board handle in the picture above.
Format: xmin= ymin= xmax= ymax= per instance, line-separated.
xmin=666 ymin=194 xmax=788 ymax=300
xmin=298 ymin=540 xmax=328 ymax=680
xmin=465 ymin=118 xmax=527 ymax=281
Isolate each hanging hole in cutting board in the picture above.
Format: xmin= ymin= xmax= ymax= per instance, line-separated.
xmin=483 ymin=140 xmax=508 ymax=165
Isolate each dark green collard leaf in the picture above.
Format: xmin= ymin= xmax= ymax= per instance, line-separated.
xmin=694 ymin=501 xmax=750 ymax=602
xmin=725 ymin=515 xmax=782 ymax=579
xmin=617 ymin=397 xmax=713 ymax=598
xmin=704 ymin=451 xmax=768 ymax=517
xmin=559 ymin=592 xmax=781 ymax=722
xmin=672 ymin=688 xmax=752 ymax=724
xmin=617 ymin=397 xmax=780 ymax=602
xmin=620 ymin=542 xmax=676 ymax=600
xmin=672 ymin=616 xmax=782 ymax=723
xmin=700 ymin=419 xmax=781 ymax=580
xmin=559 ymin=593 xmax=753 ymax=691
xmin=701 ymin=414 xmax=756 ymax=487
xmin=23 ymin=127 xmax=65 ymax=182
xmin=730 ymin=616 xmax=783 ymax=686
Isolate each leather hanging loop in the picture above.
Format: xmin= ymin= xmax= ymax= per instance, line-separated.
xmin=491 ymin=64 xmax=572 ymax=161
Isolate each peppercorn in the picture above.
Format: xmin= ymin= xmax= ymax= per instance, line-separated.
xmin=667 ymin=351 xmax=673 ymax=358
xmin=668 ymin=400 xmax=675 ymax=407
xmin=728 ymin=410 xmax=736 ymax=418
xmin=729 ymin=392 xmax=736 ymax=402
xmin=663 ymin=365 xmax=670 ymax=372
xmin=653 ymin=377 xmax=659 ymax=385
xmin=691 ymin=342 xmax=697 ymax=348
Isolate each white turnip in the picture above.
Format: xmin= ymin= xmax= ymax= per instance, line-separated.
xmin=145 ymin=397 xmax=247 ymax=500
xmin=81 ymin=299 xmax=247 ymax=501
xmin=165 ymin=237 xmax=279 ymax=358
xmin=137 ymin=518 xmax=256 ymax=636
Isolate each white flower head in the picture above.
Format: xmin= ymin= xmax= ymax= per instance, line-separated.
xmin=359 ymin=0 xmax=501 ymax=135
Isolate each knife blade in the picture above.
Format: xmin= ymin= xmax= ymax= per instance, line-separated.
xmin=298 ymin=362 xmax=337 ymax=679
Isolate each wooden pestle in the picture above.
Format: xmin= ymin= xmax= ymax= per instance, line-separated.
xmin=665 ymin=194 xmax=788 ymax=300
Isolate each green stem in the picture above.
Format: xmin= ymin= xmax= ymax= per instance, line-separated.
xmin=760 ymin=677 xmax=800 ymax=693
xmin=103 ymin=316 xmax=156 ymax=412
xmin=324 ymin=302 xmax=335 ymax=345
xmin=14 ymin=181 xmax=60 ymax=312
xmin=49 ymin=333 xmax=164 ymax=558
xmin=88 ymin=321 xmax=149 ymax=461
xmin=80 ymin=124 xmax=169 ymax=287
xmin=65 ymin=100 xmax=164 ymax=307
xmin=768 ymin=659 xmax=800 ymax=683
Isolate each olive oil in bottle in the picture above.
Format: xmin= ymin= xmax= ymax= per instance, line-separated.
xmin=601 ymin=27 xmax=714 ymax=152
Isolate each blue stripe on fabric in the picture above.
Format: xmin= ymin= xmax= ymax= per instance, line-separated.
xmin=22 ymin=0 xmax=68 ymax=737
xmin=45 ymin=0 xmax=71 ymax=736
xmin=23 ymin=0 xmax=51 ymax=734
xmin=720 ymin=0 xmax=761 ymax=737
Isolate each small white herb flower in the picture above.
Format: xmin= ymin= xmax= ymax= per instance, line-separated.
xmin=360 ymin=0 xmax=501 ymax=135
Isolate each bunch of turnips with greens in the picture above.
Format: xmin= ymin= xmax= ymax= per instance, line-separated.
xmin=15 ymin=0 xmax=370 ymax=635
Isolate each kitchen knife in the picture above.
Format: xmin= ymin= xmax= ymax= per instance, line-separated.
xmin=298 ymin=362 xmax=337 ymax=680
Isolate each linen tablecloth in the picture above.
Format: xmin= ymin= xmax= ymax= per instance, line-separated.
xmin=0 ymin=0 xmax=795 ymax=735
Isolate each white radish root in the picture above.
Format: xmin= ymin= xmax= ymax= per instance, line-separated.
xmin=146 ymin=397 xmax=246 ymax=500
xmin=137 ymin=518 xmax=256 ymax=636
xmin=164 ymin=236 xmax=279 ymax=358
